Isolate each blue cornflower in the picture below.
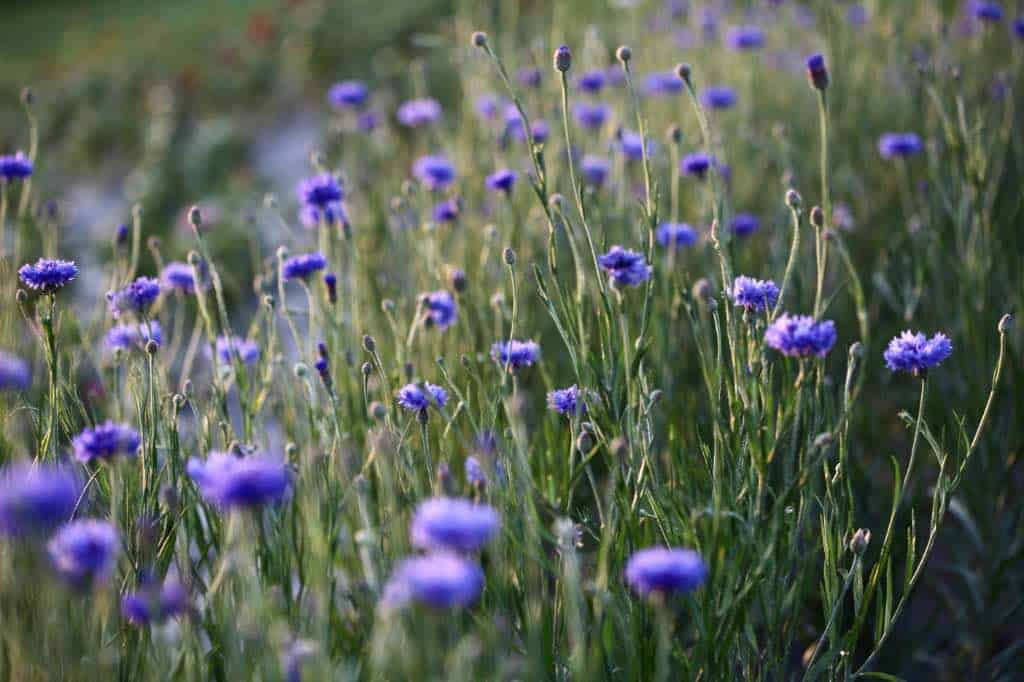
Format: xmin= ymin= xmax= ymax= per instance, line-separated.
xmin=160 ymin=261 xmax=201 ymax=294
xmin=381 ymin=553 xmax=484 ymax=610
xmin=357 ymin=110 xmax=379 ymax=133
xmin=396 ymin=383 xmax=448 ymax=412
xmin=846 ymin=4 xmax=869 ymax=27
xmin=282 ymin=252 xmax=327 ymax=281
xmin=18 ymin=258 xmax=78 ymax=294
xmin=573 ymin=101 xmax=610 ymax=130
xmin=578 ymin=69 xmax=607 ymax=93
xmin=397 ymin=98 xmax=442 ymax=127
xmin=432 ymin=198 xmax=460 ymax=223
xmin=122 ymin=573 xmax=189 ymax=626
xmin=215 ymin=335 xmax=260 ymax=365
xmin=765 ymin=314 xmax=837 ymax=358
xmin=971 ymin=2 xmax=1003 ymax=22
xmin=0 ymin=352 xmax=30 ymax=391
xmin=883 ymin=331 xmax=953 ymax=374
xmin=656 ymin=222 xmax=698 ymax=249
xmin=517 ymin=66 xmax=542 ymax=89
xmin=327 ymin=80 xmax=369 ymax=108
xmin=107 ymin=277 xmax=161 ymax=317
xmin=731 ymin=213 xmax=760 ymax=237
xmin=485 ymin=168 xmax=517 ymax=194
xmin=599 ymin=246 xmax=652 ymax=287
xmin=618 ymin=130 xmax=655 ymax=161
xmin=422 ymin=290 xmax=458 ymax=330
xmin=465 ymin=456 xmax=486 ymax=487
xmin=48 ymin=520 xmax=120 ymax=589
xmin=732 ymin=276 xmax=780 ymax=313
xmin=625 ymin=547 xmax=708 ymax=597
xmin=644 ymin=72 xmax=684 ymax=96
xmin=806 ymin=53 xmax=829 ymax=90
xmin=412 ymin=155 xmax=457 ymax=191
xmin=0 ymin=462 xmax=80 ymax=537
xmin=1015 ymin=17 xmax=1024 ymax=38
xmin=296 ymin=173 xmax=343 ymax=209
xmin=581 ymin=155 xmax=611 ymax=187
xmin=547 ymin=385 xmax=587 ymax=416
xmin=475 ymin=94 xmax=502 ymax=121
xmin=725 ymin=25 xmax=765 ymax=50
xmin=105 ymin=322 xmax=162 ymax=352
xmin=411 ymin=497 xmax=500 ymax=553
xmin=72 ymin=421 xmax=141 ymax=465
xmin=0 ymin=151 xmax=33 ymax=180
xmin=878 ymin=133 xmax=923 ymax=160
xmin=187 ymin=452 xmax=291 ymax=509
xmin=300 ymin=201 xmax=347 ymax=228
xmin=681 ymin=152 xmax=713 ymax=179
xmin=491 ymin=339 xmax=540 ymax=370
xmin=503 ymin=104 xmax=548 ymax=143
xmin=701 ymin=85 xmax=737 ymax=110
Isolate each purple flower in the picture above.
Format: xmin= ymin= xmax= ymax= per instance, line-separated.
xmin=160 ymin=261 xmax=200 ymax=293
xmin=581 ymin=155 xmax=611 ymax=187
xmin=731 ymin=276 xmax=779 ymax=313
xmin=878 ymin=133 xmax=923 ymax=160
xmin=573 ymin=101 xmax=610 ymax=130
xmin=503 ymin=104 xmax=547 ymax=143
xmin=187 ymin=452 xmax=291 ymax=509
xmin=106 ymin=322 xmax=162 ymax=352
xmin=432 ymin=198 xmax=460 ymax=223
xmin=475 ymin=94 xmax=502 ymax=120
xmin=599 ymin=246 xmax=652 ymax=287
xmin=765 ymin=314 xmax=837 ymax=358
xmin=490 ymin=339 xmax=540 ymax=370
xmin=846 ymin=4 xmax=869 ymax=27
xmin=883 ymin=331 xmax=953 ymax=374
xmin=299 ymin=202 xmax=347 ymax=228
xmin=422 ymin=290 xmax=458 ymax=330
xmin=656 ymin=222 xmax=698 ymax=249
xmin=0 ymin=352 xmax=30 ymax=391
xmin=465 ymin=456 xmax=486 ymax=487
xmin=578 ymin=69 xmax=607 ymax=93
xmin=410 ymin=497 xmax=500 ymax=553
xmin=0 ymin=151 xmax=33 ymax=180
xmin=701 ymin=85 xmax=737 ymax=110
xmin=296 ymin=173 xmax=343 ymax=209
xmin=72 ymin=421 xmax=141 ymax=465
xmin=18 ymin=258 xmax=78 ymax=294
xmin=644 ymin=72 xmax=684 ymax=96
xmin=485 ymin=168 xmax=517 ymax=193
xmin=122 ymin=573 xmax=189 ymax=625
xmin=725 ymin=25 xmax=765 ymax=50
xmin=396 ymin=98 xmax=442 ymax=127
xmin=1015 ymin=17 xmax=1024 ymax=39
xmin=971 ymin=2 xmax=1003 ymax=22
xmin=547 ymin=385 xmax=587 ymax=416
xmin=215 ymin=335 xmax=260 ymax=365
xmin=618 ymin=130 xmax=655 ymax=161
xmin=48 ymin=520 xmax=120 ymax=589
xmin=282 ymin=252 xmax=327 ymax=281
xmin=327 ymin=80 xmax=368 ymax=109
xmin=516 ymin=66 xmax=542 ymax=89
xmin=412 ymin=155 xmax=456 ymax=191
xmin=396 ymin=383 xmax=448 ymax=412
xmin=357 ymin=110 xmax=379 ymax=133
xmin=0 ymin=463 xmax=80 ymax=537
xmin=731 ymin=213 xmax=760 ymax=237
xmin=625 ymin=547 xmax=708 ymax=597
xmin=107 ymin=277 xmax=161 ymax=317
xmin=381 ymin=553 xmax=484 ymax=610
xmin=680 ymin=152 xmax=713 ymax=179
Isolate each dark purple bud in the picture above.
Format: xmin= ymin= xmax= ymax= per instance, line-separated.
xmin=324 ymin=272 xmax=338 ymax=303
xmin=116 ymin=223 xmax=130 ymax=246
xmin=806 ymin=53 xmax=829 ymax=90
xmin=553 ymin=45 xmax=572 ymax=73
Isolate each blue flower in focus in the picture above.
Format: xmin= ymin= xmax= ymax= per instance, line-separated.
xmin=577 ymin=69 xmax=607 ymax=93
xmin=106 ymin=322 xmax=162 ymax=352
xmin=485 ymin=168 xmax=517 ymax=194
xmin=731 ymin=276 xmax=779 ymax=313
xmin=656 ymin=222 xmax=698 ymax=249
xmin=187 ymin=452 xmax=291 ymax=510
xmin=18 ymin=258 xmax=78 ymax=294
xmin=0 ymin=151 xmax=33 ymax=180
xmin=0 ymin=352 xmax=30 ymax=391
xmin=581 ymin=155 xmax=611 ymax=187
xmin=282 ymin=252 xmax=327 ymax=281
xmin=396 ymin=383 xmax=448 ymax=412
xmin=422 ymin=290 xmax=458 ymax=330
xmin=122 ymin=573 xmax=189 ymax=626
xmin=410 ymin=497 xmax=500 ymax=553
xmin=72 ymin=421 xmax=141 ymax=465
xmin=107 ymin=277 xmax=161 ymax=318
xmin=0 ymin=462 xmax=80 ymax=537
xmin=215 ymin=335 xmax=260 ymax=365
xmin=599 ymin=246 xmax=652 ymax=287
xmin=878 ymin=133 xmax=923 ymax=160
xmin=547 ymin=385 xmax=587 ymax=416
xmin=625 ymin=547 xmax=708 ymax=597
xmin=381 ymin=553 xmax=484 ymax=610
xmin=491 ymin=339 xmax=540 ymax=371
xmin=731 ymin=213 xmax=760 ymax=237
xmin=701 ymin=85 xmax=737 ymax=110
xmin=48 ymin=520 xmax=120 ymax=589
xmin=432 ymin=198 xmax=460 ymax=223
xmin=412 ymin=155 xmax=457 ymax=191
xmin=397 ymin=98 xmax=442 ymax=127
xmin=573 ymin=102 xmax=610 ymax=130
xmin=725 ymin=25 xmax=765 ymax=50
xmin=765 ymin=314 xmax=837 ymax=358
xmin=327 ymin=80 xmax=369 ymax=109
xmin=883 ymin=331 xmax=952 ymax=374
xmin=643 ymin=72 xmax=684 ymax=96
xmin=681 ymin=152 xmax=713 ymax=179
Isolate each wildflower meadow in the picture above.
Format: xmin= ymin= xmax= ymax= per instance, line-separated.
xmin=0 ymin=1 xmax=1022 ymax=680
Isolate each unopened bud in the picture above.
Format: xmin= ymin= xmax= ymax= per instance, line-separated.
xmin=362 ymin=335 xmax=376 ymax=353
xmin=850 ymin=528 xmax=871 ymax=555
xmin=503 ymin=247 xmax=516 ymax=265
xmin=674 ymin=63 xmax=692 ymax=86
xmin=471 ymin=31 xmax=488 ymax=48
xmin=553 ymin=45 xmax=572 ymax=73
xmin=810 ymin=206 xmax=825 ymax=228
xmin=998 ymin=313 xmax=1013 ymax=334
xmin=785 ymin=189 xmax=802 ymax=209
xmin=615 ymin=45 xmax=632 ymax=64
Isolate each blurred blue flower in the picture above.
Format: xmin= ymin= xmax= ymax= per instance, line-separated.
xmin=680 ymin=152 xmax=713 ymax=179
xmin=296 ymin=173 xmax=342 ymax=209
xmin=106 ymin=322 xmax=162 ymax=352
xmin=465 ymin=456 xmax=486 ymax=487
xmin=0 ymin=151 xmax=32 ymax=180
xmin=0 ymin=462 xmax=80 ymax=537
xmin=411 ymin=497 xmax=500 ymax=553
xmin=215 ymin=335 xmax=260 ymax=365
xmin=397 ymin=98 xmax=442 ymax=127
xmin=701 ymin=85 xmax=737 ymax=110
xmin=617 ymin=130 xmax=655 ymax=161
xmin=599 ymin=246 xmax=652 ymax=287
xmin=107 ymin=277 xmax=161 ymax=317
xmin=581 ymin=155 xmax=612 ymax=187
xmin=731 ymin=213 xmax=760 ymax=237
xmin=187 ymin=452 xmax=291 ymax=509
xmin=573 ymin=101 xmax=610 ymax=130
xmin=625 ymin=547 xmax=708 ymax=597
xmin=122 ymin=573 xmax=189 ymax=626
xmin=878 ymin=133 xmax=923 ymax=159
xmin=656 ymin=222 xmax=698 ymax=249
xmin=485 ymin=168 xmax=518 ymax=193
xmin=422 ymin=290 xmax=458 ymax=330
xmin=48 ymin=520 xmax=119 ymax=589
xmin=971 ymin=2 xmax=1003 ymax=22
xmin=765 ymin=314 xmax=837 ymax=358
xmin=491 ymin=339 xmax=540 ymax=370
xmin=396 ymin=383 xmax=448 ymax=412
xmin=72 ymin=421 xmax=141 ymax=465
xmin=725 ymin=25 xmax=765 ymax=50
xmin=327 ymin=80 xmax=369 ymax=109
xmin=160 ymin=261 xmax=201 ymax=294
xmin=412 ymin=155 xmax=457 ymax=191
xmin=547 ymin=385 xmax=587 ymax=416
xmin=282 ymin=252 xmax=327 ymax=281
xmin=381 ymin=553 xmax=484 ymax=610
xmin=0 ymin=352 xmax=30 ymax=391
xmin=643 ymin=72 xmax=684 ymax=96
xmin=432 ymin=198 xmax=460 ymax=223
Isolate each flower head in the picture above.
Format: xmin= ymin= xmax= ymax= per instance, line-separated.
xmin=412 ymin=155 xmax=457 ymax=191
xmin=656 ymin=222 xmax=698 ymax=249
xmin=215 ymin=336 xmax=260 ymax=365
xmin=644 ymin=72 xmax=684 ymax=96
xmin=18 ymin=258 xmax=78 ymax=294
xmin=680 ymin=152 xmax=713 ymax=179
xmin=1015 ymin=17 xmax=1024 ymax=39
xmin=106 ymin=322 xmax=162 ymax=352
xmin=883 ymin=331 xmax=953 ymax=374
xmin=731 ymin=276 xmax=779 ymax=313
xmin=411 ymin=497 xmax=500 ymax=553
xmin=517 ymin=66 xmax=542 ymax=88
xmin=396 ymin=383 xmax=448 ymax=412
xmin=328 ymin=80 xmax=369 ymax=108
xmin=726 ymin=25 xmax=766 ymax=50
xmin=48 ymin=520 xmax=120 ymax=589
xmin=485 ymin=168 xmax=517 ymax=193
xmin=465 ymin=456 xmax=486 ymax=487
xmin=422 ymin=290 xmax=458 ymax=330
xmin=432 ymin=198 xmax=460 ymax=223
xmin=122 ymin=573 xmax=189 ymax=626
xmin=0 ymin=463 xmax=80 ymax=537
xmin=72 ymin=421 xmax=141 ymax=465
xmin=572 ymin=101 xmax=610 ymax=130
xmin=381 ymin=554 xmax=484 ymax=610
xmin=397 ymin=98 xmax=442 ymax=127
xmin=971 ymin=2 xmax=1003 ymax=22
xmin=599 ymin=246 xmax=652 ymax=287
xmin=581 ymin=155 xmax=611 ymax=187
xmin=282 ymin=252 xmax=327 ymax=281
xmin=0 ymin=152 xmax=33 ymax=180
xmin=296 ymin=173 xmax=343 ymax=210
xmin=0 ymin=352 xmax=30 ymax=391
xmin=618 ymin=130 xmax=655 ymax=161
xmin=878 ymin=133 xmax=923 ymax=160
xmin=701 ymin=85 xmax=737 ymax=110
xmin=577 ymin=69 xmax=607 ymax=93
xmin=187 ymin=452 xmax=291 ymax=509
xmin=806 ymin=53 xmax=829 ymax=90
xmin=475 ymin=94 xmax=502 ymax=120
xmin=731 ymin=213 xmax=760 ymax=237
xmin=491 ymin=339 xmax=540 ymax=370
xmin=161 ymin=261 xmax=199 ymax=294
xmin=547 ymin=385 xmax=587 ymax=416
xmin=765 ymin=314 xmax=837 ymax=358
xmin=107 ymin=277 xmax=161 ymax=317
xmin=625 ymin=547 xmax=708 ymax=597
